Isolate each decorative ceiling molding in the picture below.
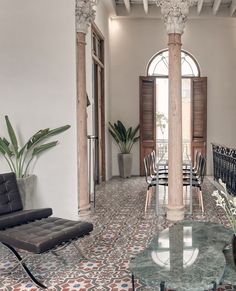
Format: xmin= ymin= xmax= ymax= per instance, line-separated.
xmin=143 ymin=0 xmax=149 ymax=14
xmin=75 ymin=0 xmax=97 ymax=34
xmin=212 ymin=0 xmax=222 ymax=15
xmin=124 ymin=0 xmax=131 ymax=12
xmin=114 ymin=0 xmax=236 ymax=18
xmin=197 ymin=0 xmax=204 ymax=15
xmin=156 ymin=0 xmax=197 ymax=34
xmin=230 ymin=0 xmax=236 ymax=16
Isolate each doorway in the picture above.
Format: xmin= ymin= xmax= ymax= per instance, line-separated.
xmin=139 ymin=50 xmax=207 ymax=175
xmin=156 ymin=78 xmax=191 ymax=158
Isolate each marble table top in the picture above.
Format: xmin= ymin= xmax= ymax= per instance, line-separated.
xmin=130 ymin=221 xmax=235 ymax=291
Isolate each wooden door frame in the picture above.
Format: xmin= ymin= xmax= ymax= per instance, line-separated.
xmin=91 ymin=23 xmax=106 ymax=181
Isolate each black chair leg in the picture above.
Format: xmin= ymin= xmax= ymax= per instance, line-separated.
xmin=1 ymin=243 xmax=47 ymax=289
xmin=212 ymin=281 xmax=217 ymax=291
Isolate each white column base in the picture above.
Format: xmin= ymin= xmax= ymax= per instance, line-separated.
xmin=166 ymin=205 xmax=185 ymax=221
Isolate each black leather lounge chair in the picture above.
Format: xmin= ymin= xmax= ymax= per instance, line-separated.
xmin=0 ymin=172 xmax=93 ymax=289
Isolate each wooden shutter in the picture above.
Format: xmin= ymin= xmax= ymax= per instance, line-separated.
xmin=140 ymin=76 xmax=156 ymax=175
xmin=191 ymin=77 xmax=207 ymax=163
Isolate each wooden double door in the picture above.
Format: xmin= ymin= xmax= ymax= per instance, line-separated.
xmin=139 ymin=76 xmax=207 ymax=175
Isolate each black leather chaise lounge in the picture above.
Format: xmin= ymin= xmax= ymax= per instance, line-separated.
xmin=0 ymin=172 xmax=93 ymax=289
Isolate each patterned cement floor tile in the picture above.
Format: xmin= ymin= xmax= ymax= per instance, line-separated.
xmin=0 ymin=177 xmax=235 ymax=290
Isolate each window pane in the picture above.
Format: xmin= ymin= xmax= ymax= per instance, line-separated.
xmin=148 ymin=50 xmax=199 ymax=77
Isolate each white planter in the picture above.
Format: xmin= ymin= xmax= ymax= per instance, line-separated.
xmin=17 ymin=175 xmax=36 ymax=209
xmin=118 ymin=153 xmax=133 ymax=178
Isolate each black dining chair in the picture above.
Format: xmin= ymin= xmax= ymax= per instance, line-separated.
xmin=144 ymin=150 xmax=206 ymax=213
xmin=183 ymin=156 xmax=206 ymax=213
xmin=143 ymin=154 xmax=168 ymax=213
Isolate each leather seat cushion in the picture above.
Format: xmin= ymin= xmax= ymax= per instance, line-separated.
xmin=0 ymin=208 xmax=53 ymax=229
xmin=0 ymin=217 xmax=93 ymax=254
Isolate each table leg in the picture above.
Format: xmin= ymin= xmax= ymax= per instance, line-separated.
xmin=212 ymin=281 xmax=217 ymax=291
xmin=160 ymin=281 xmax=165 ymax=291
xmin=131 ymin=273 xmax=135 ymax=290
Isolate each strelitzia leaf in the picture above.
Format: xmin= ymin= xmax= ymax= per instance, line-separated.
xmin=0 ymin=137 xmax=13 ymax=157
xmin=0 ymin=144 xmax=5 ymax=155
xmin=5 ymin=116 xmax=18 ymax=154
xmin=117 ymin=120 xmax=127 ymax=141
xmin=26 ymin=129 xmax=50 ymax=149
xmin=133 ymin=136 xmax=140 ymax=143
xmin=18 ymin=144 xmax=27 ymax=156
xmin=130 ymin=124 xmax=140 ymax=140
xmin=108 ymin=129 xmax=119 ymax=144
xmin=127 ymin=127 xmax=132 ymax=139
xmin=3 ymin=138 xmax=10 ymax=146
xmin=26 ymin=125 xmax=70 ymax=150
xmin=47 ymin=125 xmax=71 ymax=137
xmin=32 ymin=141 xmax=58 ymax=156
xmin=109 ymin=122 xmax=123 ymax=142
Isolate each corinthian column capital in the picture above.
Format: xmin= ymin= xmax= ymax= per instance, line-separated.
xmin=156 ymin=0 xmax=197 ymax=34
xmin=75 ymin=0 xmax=97 ymax=34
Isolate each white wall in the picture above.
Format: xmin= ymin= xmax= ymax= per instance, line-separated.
xmin=109 ymin=17 xmax=236 ymax=175
xmin=86 ymin=0 xmax=112 ymax=180
xmin=0 ymin=0 xmax=78 ymax=219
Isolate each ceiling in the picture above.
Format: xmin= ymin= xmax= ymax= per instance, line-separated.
xmin=112 ymin=0 xmax=236 ymax=18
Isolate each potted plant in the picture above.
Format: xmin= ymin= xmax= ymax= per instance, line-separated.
xmin=212 ymin=179 xmax=236 ymax=266
xmin=109 ymin=120 xmax=139 ymax=178
xmin=0 ymin=115 xmax=70 ymax=208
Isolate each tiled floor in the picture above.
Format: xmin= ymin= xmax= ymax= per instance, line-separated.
xmin=0 ymin=177 xmax=234 ymax=290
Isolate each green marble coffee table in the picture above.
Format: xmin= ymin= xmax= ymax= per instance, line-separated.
xmin=130 ymin=221 xmax=234 ymax=291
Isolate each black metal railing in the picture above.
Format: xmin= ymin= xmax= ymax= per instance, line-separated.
xmin=212 ymin=143 xmax=236 ymax=196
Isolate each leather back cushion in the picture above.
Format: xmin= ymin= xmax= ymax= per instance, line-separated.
xmin=0 ymin=208 xmax=53 ymax=229
xmin=0 ymin=172 xmax=23 ymax=215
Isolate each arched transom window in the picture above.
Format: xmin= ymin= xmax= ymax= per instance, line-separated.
xmin=147 ymin=50 xmax=200 ymax=77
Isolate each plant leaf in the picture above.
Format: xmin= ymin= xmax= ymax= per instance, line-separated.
xmin=133 ymin=136 xmax=140 ymax=143
xmin=47 ymin=125 xmax=71 ymax=137
xmin=117 ymin=120 xmax=126 ymax=141
xmin=26 ymin=125 xmax=70 ymax=150
xmin=0 ymin=137 xmax=13 ymax=157
xmin=109 ymin=122 xmax=123 ymax=142
xmin=5 ymin=116 xmax=18 ymax=155
xmin=127 ymin=127 xmax=132 ymax=140
xmin=114 ymin=123 xmax=124 ymax=141
xmin=18 ymin=144 xmax=27 ymax=156
xmin=108 ymin=128 xmax=120 ymax=144
xmin=26 ymin=129 xmax=50 ymax=149
xmin=130 ymin=124 xmax=140 ymax=140
xmin=32 ymin=141 xmax=58 ymax=156
xmin=3 ymin=138 xmax=10 ymax=146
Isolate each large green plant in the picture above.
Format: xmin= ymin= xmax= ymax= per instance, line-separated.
xmin=0 ymin=116 xmax=70 ymax=178
xmin=108 ymin=120 xmax=139 ymax=154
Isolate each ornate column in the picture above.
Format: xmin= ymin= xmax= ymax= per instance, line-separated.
xmin=75 ymin=0 xmax=96 ymax=213
xmin=156 ymin=0 xmax=196 ymax=221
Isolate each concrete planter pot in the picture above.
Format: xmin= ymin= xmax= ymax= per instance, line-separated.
xmin=118 ymin=153 xmax=132 ymax=178
xmin=17 ymin=175 xmax=36 ymax=209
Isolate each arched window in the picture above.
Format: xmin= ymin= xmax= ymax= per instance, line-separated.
xmin=147 ymin=49 xmax=200 ymax=77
